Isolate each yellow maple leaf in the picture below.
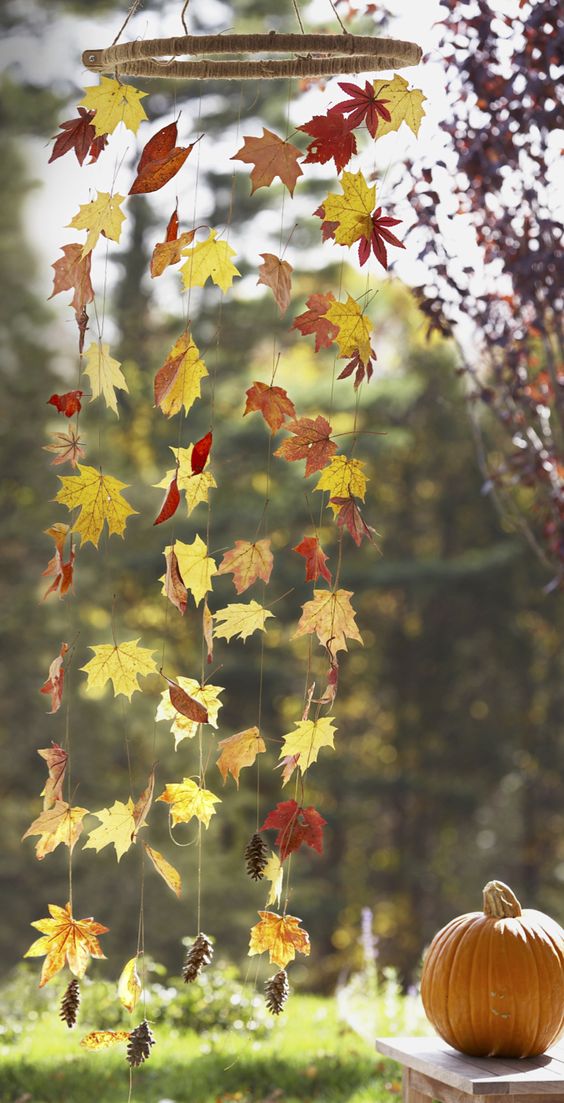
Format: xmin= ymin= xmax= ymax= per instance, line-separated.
xmin=314 ymin=455 xmax=368 ymax=510
xmin=157 ymin=777 xmax=221 ymax=828
xmin=323 ymin=171 xmax=375 ymax=247
xmin=81 ymin=639 xmax=158 ymax=699
xmin=293 ymin=588 xmax=363 ymax=654
xmin=80 ymin=1030 xmax=131 ymax=1051
xmin=323 ymin=295 xmax=372 ymax=364
xmin=154 ymin=331 xmax=208 ymax=418
xmin=117 ymin=956 xmax=142 ymax=1013
xmin=372 ymin=75 xmax=426 ymax=139
xmin=68 ymin=191 xmax=126 ymax=258
xmin=80 ymin=76 xmax=148 ymax=137
xmin=216 ymin=726 xmax=266 ymax=787
xmin=24 ymin=901 xmax=108 ymax=987
xmin=248 ymin=911 xmax=310 ymax=970
xmin=263 ymin=852 xmax=283 ymax=908
xmin=279 ymin=716 xmax=336 ymax=772
xmin=56 ymin=463 xmax=137 ymax=548
xmin=83 ymin=341 xmax=128 ymax=416
xmin=22 ymin=801 xmax=89 ymax=861
xmin=83 ymin=797 xmax=141 ymax=861
xmin=143 ymin=842 xmax=182 ymax=897
xmin=156 ymin=444 xmax=216 ymax=516
xmin=162 ymin=535 xmax=217 ymax=607
xmin=217 ymin=539 xmax=273 ymax=595
xmin=155 ymin=676 xmax=223 ymax=748
xmin=213 ymin=601 xmax=275 ymax=643
xmin=180 ymin=229 xmax=240 ymax=293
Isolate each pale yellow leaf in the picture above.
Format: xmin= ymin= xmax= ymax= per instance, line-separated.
xmin=248 ymin=911 xmax=310 ymax=970
xmin=156 ymin=443 xmax=216 ymax=516
xmin=117 ymin=956 xmax=142 ymax=1013
xmin=213 ymin=601 xmax=274 ymax=643
xmin=81 ymin=639 xmax=158 ymax=700
xmin=293 ymin=588 xmax=363 ymax=654
xmin=157 ymin=777 xmax=221 ymax=828
xmin=279 ymin=716 xmax=336 ymax=772
xmin=68 ymin=191 xmax=126 ymax=258
xmin=56 ymin=464 xmax=136 ymax=548
xmin=263 ymin=852 xmax=283 ymax=908
xmin=80 ymin=76 xmax=148 ymax=137
xmin=80 ymin=1030 xmax=131 ymax=1051
xmin=180 ymin=229 xmax=240 ymax=293
xmin=83 ymin=341 xmax=128 ymax=416
xmin=83 ymin=798 xmax=140 ymax=861
xmin=161 ymin=535 xmax=217 ymax=607
xmin=372 ymin=74 xmax=426 ymax=138
xmin=323 ymin=296 xmax=372 ymax=364
xmin=216 ymin=726 xmax=266 ymax=787
xmin=323 ymin=171 xmax=375 ymax=247
xmin=154 ymin=331 xmax=208 ymax=418
xmin=144 ymin=842 xmax=182 ymax=897
xmin=314 ymin=454 xmax=368 ymax=508
xmin=22 ymin=801 xmax=89 ymax=861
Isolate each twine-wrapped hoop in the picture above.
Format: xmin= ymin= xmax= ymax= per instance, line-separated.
xmin=83 ymin=32 xmax=422 ymax=80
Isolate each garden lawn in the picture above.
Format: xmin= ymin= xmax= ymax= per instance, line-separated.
xmin=0 ymin=994 xmax=404 ymax=1103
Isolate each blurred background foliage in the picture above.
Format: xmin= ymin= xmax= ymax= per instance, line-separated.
xmin=1 ymin=0 xmax=563 ymax=1012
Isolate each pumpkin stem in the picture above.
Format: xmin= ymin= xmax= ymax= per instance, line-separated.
xmin=483 ymin=880 xmax=522 ymax=918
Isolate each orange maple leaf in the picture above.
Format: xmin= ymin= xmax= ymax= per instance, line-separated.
xmin=275 ymin=416 xmax=337 ymax=476
xmin=248 ymin=911 xmax=310 ymax=969
xmin=216 ymin=726 xmax=266 ymax=787
xmin=244 ymin=381 xmax=296 ymax=432
xmin=257 ymin=253 xmax=293 ymax=314
xmin=217 ymin=539 xmax=274 ymax=594
xmin=38 ymin=742 xmax=68 ymax=809
xmin=24 ymin=902 xmax=108 ymax=986
xmin=232 ymin=128 xmax=303 ymax=195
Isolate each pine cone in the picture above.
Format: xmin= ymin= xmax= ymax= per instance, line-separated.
xmin=182 ymin=932 xmax=214 ymax=983
xmin=126 ymin=1019 xmax=156 ymax=1067
xmin=265 ymin=970 xmax=289 ymax=1015
xmin=59 ymin=978 xmax=80 ymax=1028
xmin=245 ymin=832 xmax=268 ymax=881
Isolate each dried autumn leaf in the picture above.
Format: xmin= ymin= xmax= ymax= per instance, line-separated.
xmin=38 ymin=742 xmax=68 ymax=809
xmin=68 ymin=191 xmax=126 ymax=258
xmin=293 ymin=589 xmax=363 ymax=653
xmin=56 ymin=464 xmax=137 ymax=547
xmin=180 ymin=229 xmax=240 ymax=293
xmin=83 ymin=341 xmax=128 ymax=415
xmin=292 ymin=292 xmax=339 ymax=352
xmin=213 ymin=601 xmax=274 ymax=643
xmin=22 ymin=801 xmax=89 ymax=861
xmin=332 ymin=495 xmax=376 ymax=545
xmin=322 ymin=170 xmax=375 ymax=248
xmin=156 ymin=444 xmax=216 ymax=516
xmin=257 ymin=253 xmax=293 ymax=314
xmin=163 ymin=547 xmax=187 ymax=615
xmin=370 ymin=74 xmax=426 ymax=139
xmin=232 ymin=129 xmax=303 ymax=195
xmin=314 ymin=454 xmax=368 ymax=505
xmin=49 ymin=107 xmax=106 ymax=166
xmin=216 ymin=726 xmax=266 ymax=787
xmin=157 ymin=778 xmax=221 ymax=828
xmin=263 ymin=852 xmax=283 ymax=908
xmin=129 ymin=121 xmax=195 ymax=194
xmin=80 ymin=76 xmax=148 ymax=137
xmin=298 ymin=112 xmax=357 ymax=173
xmin=293 ymin=536 xmax=332 ymax=585
xmin=191 ymin=431 xmax=213 ymax=474
xmin=162 ymin=535 xmax=217 ymax=607
xmin=337 ymin=343 xmax=377 ymax=389
xmin=133 ymin=767 xmax=155 ymax=833
xmin=165 ymin=677 xmax=209 ymax=724
xmin=203 ymin=599 xmax=214 ymax=664
xmin=275 ymin=416 xmax=337 ymax=477
xmin=80 ymin=1030 xmax=131 ymax=1051
xmin=42 ymin=523 xmax=75 ymax=599
xmin=143 ymin=842 xmax=182 ymax=897
xmin=81 ymin=639 xmax=158 ymax=700
xmin=261 ymin=799 xmax=327 ymax=860
xmin=248 ymin=911 xmax=310 ymax=970
xmin=40 ymin=642 xmax=69 ymax=714
xmin=328 ymin=79 xmax=392 ymax=139
xmin=117 ymin=957 xmax=142 ymax=1013
xmin=217 ymin=539 xmax=274 ymax=594
xmin=244 ymin=381 xmax=296 ymax=432
xmin=48 ymin=390 xmax=84 ymax=418
xmin=279 ymin=718 xmax=337 ymax=773
xmin=24 ymin=902 xmax=108 ymax=986
xmin=277 ymin=753 xmax=301 ymax=787
xmin=154 ymin=330 xmax=208 ymax=418
xmin=153 ymin=474 xmax=180 ymax=526
xmin=323 ymin=295 xmax=372 ymax=364
xmin=43 ymin=428 xmax=86 ymax=469
xmin=83 ymin=798 xmax=139 ymax=862
xmin=156 ymin=677 xmax=223 ymax=748
xmin=151 ymin=229 xmax=195 ymax=278
xmin=49 ymin=243 xmax=94 ymax=316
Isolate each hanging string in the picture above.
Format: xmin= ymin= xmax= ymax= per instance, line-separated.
xmin=111 ymin=0 xmax=143 ymax=48
xmin=327 ymin=0 xmax=349 ymax=36
xmin=180 ymin=0 xmax=191 ymax=35
xmin=290 ymin=0 xmax=305 ymax=35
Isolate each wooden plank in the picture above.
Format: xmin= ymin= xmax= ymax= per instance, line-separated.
xmin=410 ymin=1068 xmax=474 ymax=1102
xmin=403 ymin=1068 xmax=433 ymax=1101
xmin=375 ymin=1038 xmax=564 ymax=1095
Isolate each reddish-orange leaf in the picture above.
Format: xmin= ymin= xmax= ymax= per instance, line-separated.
xmin=151 ymin=207 xmax=197 ymax=278
xmin=42 ymin=523 xmax=75 ymax=600
xmin=43 ymin=429 xmax=86 ymax=469
xmin=293 ymin=293 xmax=339 ymax=352
xmin=38 ymin=743 xmax=68 ymax=809
xmin=232 ymin=128 xmax=303 ymax=195
xmin=218 ymin=539 xmax=273 ymax=594
xmin=257 ymin=253 xmax=293 ymax=314
xmin=261 ymin=799 xmax=327 ymax=861
xmin=49 ymin=244 xmax=94 ymax=317
xmin=165 ymin=678 xmax=209 ymax=724
xmin=164 ymin=548 xmax=188 ymax=615
xmin=276 ymin=753 xmax=301 ymax=787
xmin=331 ymin=495 xmax=376 ymax=545
xmin=153 ymin=474 xmax=180 ymax=526
xmin=166 ymin=204 xmax=179 ymax=241
xmin=137 ymin=121 xmax=178 ymax=172
xmin=191 ymin=431 xmax=213 ymax=474
xmin=244 ymin=381 xmax=296 ymax=432
xmin=47 ymin=390 xmax=84 ymax=418
xmin=40 ymin=642 xmax=69 ymax=714
xmin=49 ymin=108 xmax=108 ymax=166
xmin=130 ymin=122 xmax=195 ymax=195
xmin=275 ymin=415 xmax=337 ymax=476
xmin=293 ymin=536 xmax=332 ymax=585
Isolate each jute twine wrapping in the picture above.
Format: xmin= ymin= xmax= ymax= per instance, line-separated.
xmin=82 ymin=32 xmax=422 ymax=79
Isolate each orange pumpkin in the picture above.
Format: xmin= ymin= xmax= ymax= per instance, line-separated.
xmin=421 ymin=880 xmax=564 ymax=1058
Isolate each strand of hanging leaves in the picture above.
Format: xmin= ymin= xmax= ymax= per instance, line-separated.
xmin=25 ymin=65 xmax=426 ymax=1065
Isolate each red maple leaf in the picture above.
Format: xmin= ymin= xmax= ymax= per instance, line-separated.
xmin=49 ymin=108 xmax=108 ymax=166
xmin=153 ymin=474 xmax=180 ymax=526
xmin=298 ymin=113 xmax=357 ymax=173
xmin=338 ymin=345 xmax=377 ymax=389
xmin=191 ymin=431 xmax=213 ymax=474
xmin=331 ymin=496 xmax=376 ymax=546
xmin=244 ymin=381 xmax=296 ymax=432
xmin=130 ymin=123 xmax=198 ymax=195
xmin=261 ymin=799 xmax=327 ymax=861
xmin=47 ymin=391 xmax=84 ymax=418
xmin=274 ymin=416 xmax=337 ymax=476
xmin=328 ymin=80 xmax=391 ymax=138
xmin=40 ymin=643 xmax=69 ymax=714
xmin=293 ymin=292 xmax=339 ymax=352
xmin=358 ymin=208 xmax=405 ymax=269
xmin=293 ymin=536 xmax=332 ymax=585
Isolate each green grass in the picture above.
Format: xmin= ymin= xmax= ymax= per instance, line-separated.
xmin=0 ymin=995 xmax=405 ymax=1103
